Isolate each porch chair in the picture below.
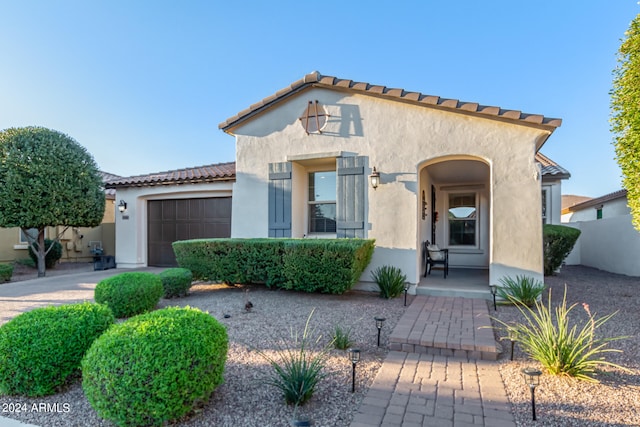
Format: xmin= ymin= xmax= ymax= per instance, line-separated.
xmin=423 ymin=241 xmax=449 ymax=279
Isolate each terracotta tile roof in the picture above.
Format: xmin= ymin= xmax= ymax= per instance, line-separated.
xmin=105 ymin=162 xmax=236 ymax=189
xmin=566 ymin=189 xmax=628 ymax=212
xmin=562 ymin=195 xmax=593 ymax=212
xmin=100 ymin=171 xmax=122 ymax=198
xmin=219 ymin=71 xmax=563 ymax=133
xmin=536 ymin=152 xmax=570 ymax=179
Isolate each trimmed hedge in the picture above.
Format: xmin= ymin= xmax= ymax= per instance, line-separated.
xmin=0 ymin=302 xmax=114 ymax=396
xmin=173 ymin=238 xmax=375 ymax=294
xmin=95 ymin=272 xmax=163 ymax=318
xmin=28 ymin=238 xmax=63 ymax=269
xmin=82 ymin=307 xmax=228 ymax=427
xmin=0 ymin=264 xmax=12 ymax=282
xmin=543 ymin=224 xmax=581 ymax=276
xmin=159 ymin=268 xmax=193 ymax=298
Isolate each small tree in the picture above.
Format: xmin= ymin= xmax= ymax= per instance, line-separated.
xmin=0 ymin=127 xmax=105 ymax=277
xmin=611 ymin=13 xmax=640 ymax=231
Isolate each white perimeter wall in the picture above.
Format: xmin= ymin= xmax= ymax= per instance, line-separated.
xmin=564 ymin=215 xmax=640 ymax=277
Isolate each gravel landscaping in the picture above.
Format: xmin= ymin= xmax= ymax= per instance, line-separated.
xmin=1 ymin=277 xmax=407 ymax=427
xmin=492 ymin=265 xmax=640 ymax=427
xmin=1 ymin=264 xmax=638 ymax=426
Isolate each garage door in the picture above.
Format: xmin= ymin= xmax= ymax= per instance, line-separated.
xmin=148 ymin=197 xmax=232 ymax=267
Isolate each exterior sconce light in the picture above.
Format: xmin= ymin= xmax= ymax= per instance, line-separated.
xmin=522 ymin=367 xmax=542 ymax=421
xmin=118 ymin=200 xmax=127 ymax=213
xmin=347 ymin=348 xmax=361 ymax=393
xmin=369 ymin=167 xmax=380 ymax=189
xmin=374 ymin=316 xmax=386 ymax=347
xmin=489 ymin=284 xmax=498 ymax=311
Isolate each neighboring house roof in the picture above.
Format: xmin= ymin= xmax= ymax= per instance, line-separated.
xmin=561 ymin=194 xmax=593 ymax=214
xmin=100 ymin=171 xmax=123 ymax=198
xmin=219 ymin=71 xmax=563 ymax=141
xmin=536 ymin=152 xmax=571 ymax=180
xmin=565 ymin=189 xmax=628 ymax=213
xmin=105 ymin=162 xmax=236 ymax=189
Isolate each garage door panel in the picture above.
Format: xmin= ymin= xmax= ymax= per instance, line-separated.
xmin=148 ymin=197 xmax=231 ymax=267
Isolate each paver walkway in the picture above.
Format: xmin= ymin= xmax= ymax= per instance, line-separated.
xmin=350 ymin=296 xmax=515 ymax=427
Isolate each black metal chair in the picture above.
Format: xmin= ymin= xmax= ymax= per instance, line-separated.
xmin=423 ymin=240 xmax=449 ymax=278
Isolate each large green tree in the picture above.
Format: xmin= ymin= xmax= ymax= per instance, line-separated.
xmin=611 ymin=13 xmax=640 ymax=231
xmin=0 ymin=127 xmax=105 ymax=277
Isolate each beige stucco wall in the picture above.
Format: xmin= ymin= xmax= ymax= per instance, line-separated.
xmin=230 ymin=87 xmax=551 ymax=285
xmin=113 ymin=182 xmax=233 ymax=268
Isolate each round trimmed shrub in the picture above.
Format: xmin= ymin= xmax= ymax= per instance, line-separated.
xmin=82 ymin=307 xmax=228 ymax=427
xmin=0 ymin=302 xmax=114 ymax=396
xmin=95 ymin=272 xmax=163 ymax=318
xmin=158 ymin=268 xmax=193 ymax=298
xmin=28 ymin=238 xmax=63 ymax=268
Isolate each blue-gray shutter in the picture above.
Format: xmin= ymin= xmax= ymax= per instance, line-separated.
xmin=268 ymin=162 xmax=292 ymax=237
xmin=337 ymin=156 xmax=365 ymax=238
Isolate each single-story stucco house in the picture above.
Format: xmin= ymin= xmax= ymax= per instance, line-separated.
xmin=107 ymin=71 xmax=569 ymax=287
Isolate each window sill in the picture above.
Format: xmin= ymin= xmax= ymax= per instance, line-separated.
xmin=13 ymin=244 xmax=29 ymax=250
xmin=305 ymin=233 xmax=337 ymax=239
xmin=447 ymin=247 xmax=484 ymax=254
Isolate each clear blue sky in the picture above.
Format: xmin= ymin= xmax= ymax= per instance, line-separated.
xmin=1 ymin=1 xmax=638 ymax=198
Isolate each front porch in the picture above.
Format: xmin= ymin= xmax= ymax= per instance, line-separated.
xmin=417 ymin=268 xmax=490 ymax=300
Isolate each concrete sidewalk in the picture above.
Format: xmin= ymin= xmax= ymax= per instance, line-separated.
xmin=0 ymin=267 xmax=162 ymax=325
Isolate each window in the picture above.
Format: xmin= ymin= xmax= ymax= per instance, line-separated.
xmin=596 ymin=207 xmax=603 ymax=220
xmin=541 ymin=189 xmax=548 ymax=224
xmin=308 ymin=171 xmax=336 ymax=233
xmin=19 ymin=228 xmax=39 ymax=244
xmin=448 ymin=193 xmax=476 ymax=246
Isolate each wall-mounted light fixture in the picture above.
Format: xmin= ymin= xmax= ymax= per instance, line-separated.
xmin=118 ymin=200 xmax=127 ymax=213
xmin=369 ymin=167 xmax=380 ymax=189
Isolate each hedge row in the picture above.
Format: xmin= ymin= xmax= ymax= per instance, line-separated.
xmin=172 ymin=238 xmax=375 ymax=294
xmin=0 ymin=264 xmax=12 ymax=282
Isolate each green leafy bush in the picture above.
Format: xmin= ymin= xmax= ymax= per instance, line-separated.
xmin=494 ymin=287 xmax=628 ymax=382
xmin=371 ymin=265 xmax=407 ymax=299
xmin=332 ymin=325 xmax=353 ymax=350
xmin=95 ymin=272 xmax=163 ymax=318
xmin=0 ymin=264 xmax=13 ymax=282
xmin=82 ymin=307 xmax=228 ymax=427
xmin=158 ymin=268 xmax=193 ymax=298
xmin=543 ymin=224 xmax=581 ymax=275
xmin=257 ymin=310 xmax=332 ymax=406
xmin=28 ymin=238 xmax=62 ymax=269
xmin=0 ymin=302 xmax=114 ymax=396
xmin=173 ymin=238 xmax=375 ymax=294
xmin=496 ymin=275 xmax=545 ymax=306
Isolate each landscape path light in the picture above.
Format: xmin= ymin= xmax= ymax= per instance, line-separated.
xmin=489 ymin=284 xmax=498 ymax=311
xmin=347 ymin=348 xmax=361 ymax=393
xmin=522 ymin=367 xmax=542 ymax=421
xmin=404 ymin=283 xmax=409 ymax=306
xmin=374 ymin=317 xmax=386 ymax=347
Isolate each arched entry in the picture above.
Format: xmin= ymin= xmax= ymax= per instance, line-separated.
xmin=418 ymin=156 xmax=491 ymax=272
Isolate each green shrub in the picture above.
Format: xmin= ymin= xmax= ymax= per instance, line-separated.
xmin=173 ymin=238 xmax=375 ymax=294
xmin=82 ymin=307 xmax=228 ymax=427
xmin=158 ymin=268 xmax=193 ymax=298
xmin=95 ymin=272 xmax=163 ymax=318
xmin=0 ymin=302 xmax=114 ymax=396
xmin=257 ymin=310 xmax=332 ymax=406
xmin=496 ymin=275 xmax=545 ymax=306
xmin=543 ymin=224 xmax=581 ymax=275
xmin=494 ymin=287 xmax=629 ymax=382
xmin=28 ymin=238 xmax=63 ymax=268
xmin=0 ymin=264 xmax=13 ymax=282
xmin=332 ymin=325 xmax=353 ymax=350
xmin=371 ymin=265 xmax=407 ymax=299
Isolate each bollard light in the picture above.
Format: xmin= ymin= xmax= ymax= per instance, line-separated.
xmin=347 ymin=348 xmax=361 ymax=393
xmin=522 ymin=367 xmax=542 ymax=421
xmin=489 ymin=284 xmax=498 ymax=311
xmin=374 ymin=317 xmax=386 ymax=347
